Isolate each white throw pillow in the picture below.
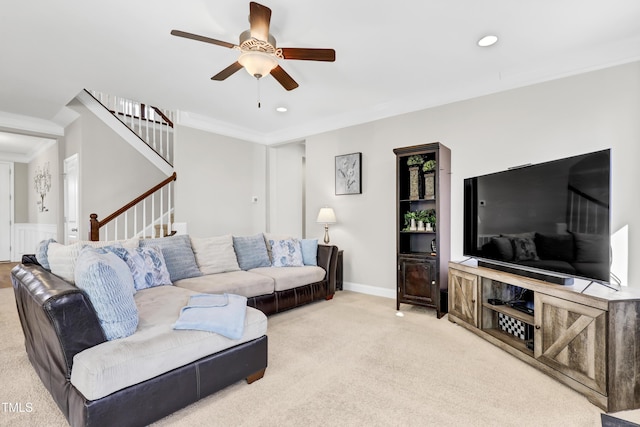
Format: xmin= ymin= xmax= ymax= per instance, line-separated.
xmin=190 ymin=235 xmax=241 ymax=275
xmin=48 ymin=238 xmax=139 ymax=284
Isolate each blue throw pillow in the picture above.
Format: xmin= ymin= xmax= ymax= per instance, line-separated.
xmin=35 ymin=238 xmax=56 ymax=270
xmin=232 ymin=234 xmax=271 ymax=270
xmin=140 ymin=235 xmax=201 ymax=282
xmin=270 ymin=239 xmax=304 ymax=267
xmin=74 ymin=247 xmax=138 ymax=341
xmin=300 ymin=239 xmax=318 ymax=266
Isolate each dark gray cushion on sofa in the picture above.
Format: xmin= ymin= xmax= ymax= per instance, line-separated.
xmin=233 ymin=234 xmax=271 ymax=270
xmin=572 ymin=232 xmax=609 ymax=263
xmin=490 ymin=237 xmax=514 ymax=261
xmin=140 ymin=234 xmax=201 ymax=282
xmin=535 ymin=233 xmax=574 ymax=262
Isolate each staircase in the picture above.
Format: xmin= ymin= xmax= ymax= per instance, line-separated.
xmin=87 ymin=90 xmax=174 ymax=166
xmin=83 ymin=90 xmax=178 ymax=241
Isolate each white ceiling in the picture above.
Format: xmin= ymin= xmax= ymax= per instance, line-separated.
xmin=1 ymin=0 xmax=639 ymax=145
xmin=0 ymin=132 xmax=56 ymax=163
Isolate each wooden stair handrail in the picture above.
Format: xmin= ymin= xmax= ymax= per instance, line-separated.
xmin=89 ymin=172 xmax=177 ymax=241
xmin=151 ymin=106 xmax=174 ymax=128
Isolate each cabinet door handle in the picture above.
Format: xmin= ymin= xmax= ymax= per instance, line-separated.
xmin=535 ymin=325 xmax=541 ymax=330
xmin=471 ymin=299 xmax=476 ymax=303
xmin=431 ymin=281 xmax=435 ymax=285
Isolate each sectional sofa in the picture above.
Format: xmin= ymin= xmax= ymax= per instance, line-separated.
xmin=11 ymin=233 xmax=338 ymax=427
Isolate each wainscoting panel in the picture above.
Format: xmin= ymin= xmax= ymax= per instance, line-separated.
xmin=12 ymin=223 xmax=57 ymax=262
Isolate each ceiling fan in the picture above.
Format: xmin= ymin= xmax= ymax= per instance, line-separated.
xmin=171 ymin=1 xmax=335 ymax=91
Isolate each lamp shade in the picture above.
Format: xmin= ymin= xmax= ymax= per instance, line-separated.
xmin=238 ymin=51 xmax=278 ymax=78
xmin=316 ymin=207 xmax=336 ymax=224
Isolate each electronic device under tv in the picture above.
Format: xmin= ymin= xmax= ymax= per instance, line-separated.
xmin=463 ymin=149 xmax=611 ymax=286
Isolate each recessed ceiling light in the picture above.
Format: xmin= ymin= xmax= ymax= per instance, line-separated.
xmin=477 ymin=35 xmax=498 ymax=47
xmin=276 ymin=106 xmax=288 ymax=113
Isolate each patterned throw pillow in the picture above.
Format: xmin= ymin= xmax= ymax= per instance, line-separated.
xmin=232 ymin=234 xmax=271 ymax=270
xmin=74 ymin=247 xmax=138 ymax=341
xmin=512 ymin=237 xmax=540 ymax=261
xmin=190 ymin=235 xmax=240 ymax=275
xmin=270 ymin=239 xmax=304 ymax=267
xmin=140 ymin=235 xmax=201 ymax=282
xmin=300 ymin=239 xmax=318 ymax=266
xmin=106 ymin=245 xmax=171 ymax=290
xmin=35 ymin=238 xmax=57 ymax=270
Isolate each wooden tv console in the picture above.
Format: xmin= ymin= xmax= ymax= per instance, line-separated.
xmin=448 ymin=260 xmax=640 ymax=412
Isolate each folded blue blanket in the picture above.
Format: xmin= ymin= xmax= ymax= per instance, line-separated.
xmin=173 ymin=293 xmax=247 ymax=340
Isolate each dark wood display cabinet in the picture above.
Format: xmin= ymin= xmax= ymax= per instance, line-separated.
xmin=394 ymin=142 xmax=451 ymax=318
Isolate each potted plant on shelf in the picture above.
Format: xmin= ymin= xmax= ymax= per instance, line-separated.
xmin=404 ymin=211 xmax=418 ymax=231
xmin=423 ymin=159 xmax=436 ymax=199
xmin=415 ymin=210 xmax=429 ymax=231
xmin=425 ymin=209 xmax=436 ymax=232
xmin=406 ymin=155 xmax=424 ymax=200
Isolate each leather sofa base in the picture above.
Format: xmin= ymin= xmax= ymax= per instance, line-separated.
xmin=67 ymin=335 xmax=267 ymax=427
xmin=247 ymin=280 xmax=329 ymax=315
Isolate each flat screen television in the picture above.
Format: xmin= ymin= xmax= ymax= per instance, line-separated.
xmin=463 ymin=149 xmax=610 ymax=285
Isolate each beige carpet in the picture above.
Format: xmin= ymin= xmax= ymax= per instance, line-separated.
xmin=2 ymin=287 xmax=640 ymax=427
xmin=0 ymin=262 xmax=18 ymax=289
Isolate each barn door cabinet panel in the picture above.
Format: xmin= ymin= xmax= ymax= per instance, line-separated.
xmin=448 ymin=268 xmax=479 ymax=327
xmin=448 ymin=261 xmax=640 ymax=412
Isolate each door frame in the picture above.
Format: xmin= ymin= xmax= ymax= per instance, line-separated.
xmin=0 ymin=161 xmax=14 ymax=261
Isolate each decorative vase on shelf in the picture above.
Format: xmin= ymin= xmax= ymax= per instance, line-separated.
xmin=424 ymin=171 xmax=435 ymax=199
xmin=417 ymin=220 xmax=425 ymax=231
xmin=410 ymin=218 xmax=417 ymax=231
xmin=431 ymin=238 xmax=437 ymax=253
xmin=409 ymin=166 xmax=421 ymax=200
xmin=425 ymin=222 xmax=432 ymax=232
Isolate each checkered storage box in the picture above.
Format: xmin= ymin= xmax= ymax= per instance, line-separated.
xmin=498 ymin=313 xmax=533 ymax=340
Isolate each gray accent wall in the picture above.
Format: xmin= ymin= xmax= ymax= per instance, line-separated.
xmin=173 ymin=125 xmax=267 ymax=238
xmin=305 ymin=61 xmax=640 ymax=292
xmin=13 ymin=162 xmax=28 ymax=223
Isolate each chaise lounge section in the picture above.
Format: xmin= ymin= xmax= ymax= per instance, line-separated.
xmin=10 ymin=233 xmax=338 ymax=426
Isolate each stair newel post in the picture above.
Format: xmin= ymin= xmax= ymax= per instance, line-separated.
xmin=89 ymin=214 xmax=100 ymax=241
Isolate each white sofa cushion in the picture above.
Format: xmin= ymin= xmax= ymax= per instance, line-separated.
xmin=249 ymin=266 xmax=326 ymax=292
xmin=174 ymin=270 xmax=274 ymax=298
xmin=48 ymin=238 xmax=139 ymax=284
xmin=70 ymin=285 xmax=267 ymax=401
xmin=190 ymin=235 xmax=240 ymax=274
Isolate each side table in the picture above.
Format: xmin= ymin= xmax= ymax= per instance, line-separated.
xmin=336 ymin=250 xmax=343 ymax=291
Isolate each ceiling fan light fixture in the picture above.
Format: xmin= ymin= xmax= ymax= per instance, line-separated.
xmin=238 ymin=51 xmax=278 ymax=78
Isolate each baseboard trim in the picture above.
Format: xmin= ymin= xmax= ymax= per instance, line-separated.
xmin=343 ymin=281 xmax=395 ymax=299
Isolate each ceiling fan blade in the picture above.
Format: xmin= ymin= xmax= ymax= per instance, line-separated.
xmin=249 ymin=2 xmax=271 ymax=42
xmin=171 ymin=30 xmax=236 ymax=49
xmin=271 ymin=65 xmax=299 ymax=91
xmin=211 ymin=62 xmax=244 ymax=81
xmin=280 ymin=48 xmax=336 ymax=62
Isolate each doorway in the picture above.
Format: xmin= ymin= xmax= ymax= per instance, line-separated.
xmin=64 ymin=154 xmax=79 ymax=244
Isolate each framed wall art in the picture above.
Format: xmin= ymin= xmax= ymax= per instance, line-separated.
xmin=335 ymin=152 xmax=362 ymax=195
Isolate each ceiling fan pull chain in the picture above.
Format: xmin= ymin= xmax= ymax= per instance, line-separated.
xmin=257 ymin=77 xmax=261 ymax=108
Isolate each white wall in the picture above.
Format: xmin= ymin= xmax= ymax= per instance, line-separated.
xmin=174 ymin=125 xmax=267 ymax=238
xmin=306 ymin=61 xmax=640 ymax=291
xmin=28 ymin=142 xmax=58 ymax=225
xmin=268 ymin=142 xmax=305 ymax=237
